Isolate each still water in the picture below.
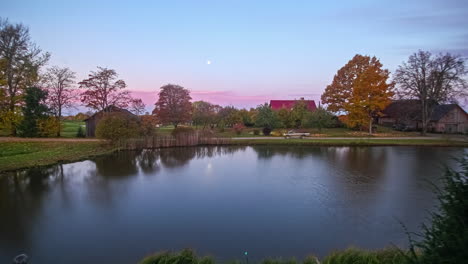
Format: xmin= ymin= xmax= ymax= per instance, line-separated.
xmin=0 ymin=146 xmax=465 ymax=263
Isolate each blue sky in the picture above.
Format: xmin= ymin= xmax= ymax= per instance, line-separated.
xmin=2 ymin=0 xmax=468 ymax=110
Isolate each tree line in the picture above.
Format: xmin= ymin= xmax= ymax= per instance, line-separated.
xmin=1 ymin=17 xmax=466 ymax=137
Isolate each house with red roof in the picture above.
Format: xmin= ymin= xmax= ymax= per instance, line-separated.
xmin=269 ymin=98 xmax=317 ymax=111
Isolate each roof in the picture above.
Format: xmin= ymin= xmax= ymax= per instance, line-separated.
xmin=270 ymin=100 xmax=317 ymax=111
xmin=84 ymin=105 xmax=136 ymax=121
xmin=430 ymin=104 xmax=459 ymax=121
xmin=382 ymin=100 xmax=466 ymax=121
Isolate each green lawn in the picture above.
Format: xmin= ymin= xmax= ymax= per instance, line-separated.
xmin=157 ymin=125 xmax=421 ymax=138
xmin=61 ymin=120 xmax=85 ymax=138
xmin=0 ymin=141 xmax=114 ymax=172
xmin=230 ymin=138 xmax=468 ymax=147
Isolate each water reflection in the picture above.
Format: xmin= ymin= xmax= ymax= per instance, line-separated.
xmin=0 ymin=146 xmax=465 ymax=263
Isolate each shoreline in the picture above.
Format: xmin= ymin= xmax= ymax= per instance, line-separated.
xmin=1 ymin=137 xmax=467 ymax=172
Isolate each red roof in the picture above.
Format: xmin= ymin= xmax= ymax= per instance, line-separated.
xmin=270 ymin=100 xmax=317 ymax=111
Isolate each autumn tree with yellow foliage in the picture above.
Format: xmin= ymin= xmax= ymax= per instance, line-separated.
xmin=321 ymin=55 xmax=394 ymax=134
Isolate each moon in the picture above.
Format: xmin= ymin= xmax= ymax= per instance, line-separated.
xmin=206 ymin=60 xmax=211 ymax=65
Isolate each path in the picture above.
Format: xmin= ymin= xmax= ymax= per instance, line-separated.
xmin=0 ymin=137 xmax=102 ymax=142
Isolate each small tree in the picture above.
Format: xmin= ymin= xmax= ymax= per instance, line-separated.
xmin=304 ymin=107 xmax=335 ymax=132
xmin=130 ymin=98 xmax=146 ymax=115
xmin=41 ymin=66 xmax=76 ymax=136
xmin=291 ymin=100 xmax=309 ymax=128
xmin=153 ymin=84 xmax=192 ymax=128
xmin=192 ymin=100 xmax=216 ymax=128
xmin=254 ymin=103 xmax=279 ymax=135
xmin=18 ymin=87 xmax=50 ymax=137
xmin=76 ymin=125 xmax=85 ymax=138
xmin=277 ymin=108 xmax=293 ymax=128
xmin=217 ymin=106 xmax=241 ymax=127
xmin=239 ymin=109 xmax=254 ymax=126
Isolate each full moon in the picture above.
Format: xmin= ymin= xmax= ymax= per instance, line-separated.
xmin=206 ymin=60 xmax=211 ymax=65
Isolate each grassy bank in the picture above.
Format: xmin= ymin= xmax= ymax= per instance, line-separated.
xmin=230 ymin=138 xmax=468 ymax=147
xmin=0 ymin=141 xmax=115 ymax=172
xmin=138 ymin=248 xmax=408 ymax=264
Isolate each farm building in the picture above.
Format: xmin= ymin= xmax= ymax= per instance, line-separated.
xmin=84 ymin=106 xmax=137 ymax=137
xmin=270 ymin=98 xmax=317 ymax=111
xmin=378 ymin=100 xmax=468 ymax=133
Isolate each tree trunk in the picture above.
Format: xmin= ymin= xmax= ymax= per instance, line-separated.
xmin=369 ymin=118 xmax=373 ymax=135
xmin=9 ymin=98 xmax=17 ymax=136
xmin=421 ymin=100 xmax=427 ymax=136
xmin=57 ymin=109 xmax=61 ymax=137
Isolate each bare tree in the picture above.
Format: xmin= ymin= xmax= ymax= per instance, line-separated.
xmin=79 ymin=67 xmax=131 ymax=112
xmin=42 ymin=66 xmax=76 ymax=136
xmin=130 ymin=98 xmax=146 ymax=115
xmin=0 ymin=18 xmax=50 ymax=134
xmin=394 ymin=50 xmax=467 ymax=135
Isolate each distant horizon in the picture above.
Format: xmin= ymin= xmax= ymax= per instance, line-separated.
xmin=2 ymin=0 xmax=468 ymax=114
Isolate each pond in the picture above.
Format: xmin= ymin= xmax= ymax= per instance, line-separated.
xmin=0 ymin=146 xmax=465 ymax=263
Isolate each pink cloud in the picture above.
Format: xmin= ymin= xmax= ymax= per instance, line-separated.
xmin=129 ymin=89 xmax=320 ymax=109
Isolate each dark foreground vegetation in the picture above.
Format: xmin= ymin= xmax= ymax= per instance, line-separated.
xmin=139 ymin=248 xmax=406 ymax=264
xmin=139 ymin=156 xmax=468 ymax=264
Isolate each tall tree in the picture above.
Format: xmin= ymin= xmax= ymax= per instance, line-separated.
xmin=321 ymin=54 xmax=394 ymax=134
xmin=394 ymin=51 xmax=467 ymax=135
xmin=42 ymin=66 xmax=76 ymax=136
xmin=130 ymin=98 xmax=146 ymax=115
xmin=18 ymin=87 xmax=49 ymax=137
xmin=153 ymin=84 xmax=192 ymax=127
xmin=79 ymin=67 xmax=131 ymax=112
xmin=0 ymin=18 xmax=50 ymax=134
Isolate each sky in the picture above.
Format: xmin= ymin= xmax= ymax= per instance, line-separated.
xmin=2 ymin=0 xmax=468 ymax=114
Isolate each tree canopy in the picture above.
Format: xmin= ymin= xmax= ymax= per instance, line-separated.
xmin=154 ymin=84 xmax=192 ymax=127
xmin=322 ymin=54 xmax=394 ymax=133
xmin=79 ymin=67 xmax=131 ymax=112
xmin=17 ymin=87 xmax=50 ymax=137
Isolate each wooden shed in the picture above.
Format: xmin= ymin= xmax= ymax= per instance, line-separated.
xmin=84 ymin=106 xmax=137 ymax=137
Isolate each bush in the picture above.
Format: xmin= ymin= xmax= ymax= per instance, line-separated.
xmin=0 ymin=110 xmax=23 ymax=135
xmin=140 ymin=117 xmax=157 ymax=136
xmin=37 ymin=117 xmax=61 ymax=137
xmin=322 ymin=248 xmax=405 ymax=264
xmin=262 ymin=127 xmax=272 ymax=136
xmin=253 ymin=129 xmax=260 ymax=135
xmin=233 ymin=123 xmax=245 ymax=135
xmin=95 ymin=113 xmax=140 ymax=142
xmin=139 ymin=248 xmax=213 ymax=264
xmin=171 ymin=126 xmax=195 ymax=137
xmin=76 ymin=126 xmax=85 ymax=138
